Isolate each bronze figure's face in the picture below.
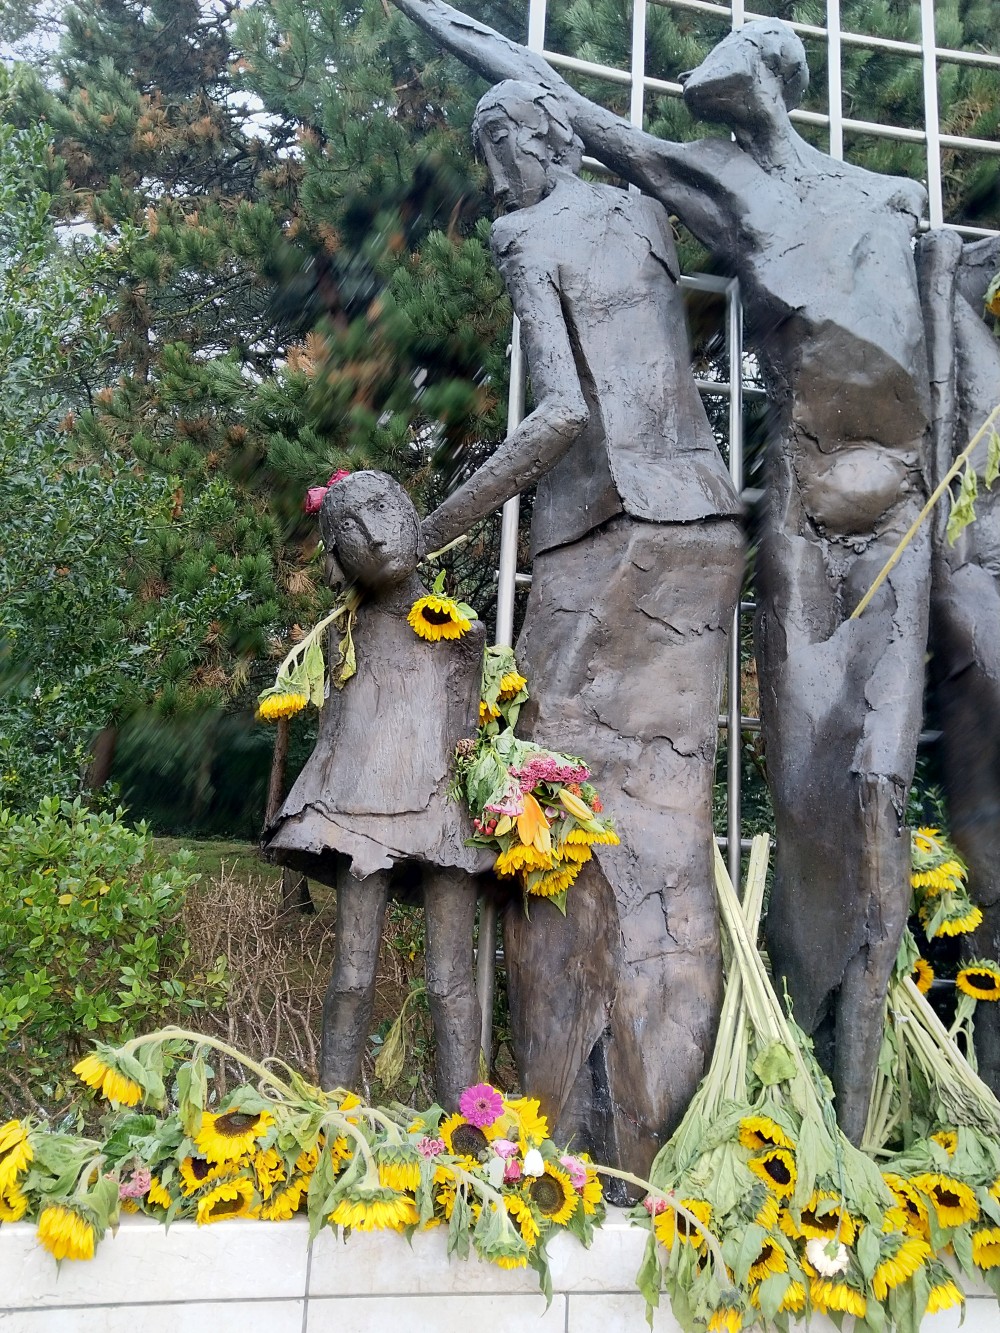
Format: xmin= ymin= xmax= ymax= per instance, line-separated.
xmin=680 ymin=20 xmax=807 ymax=125
xmin=321 ymin=471 xmax=421 ymax=590
xmin=473 ymin=81 xmax=583 ymax=212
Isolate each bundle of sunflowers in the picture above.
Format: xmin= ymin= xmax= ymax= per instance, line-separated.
xmin=452 ymin=648 xmax=618 ymax=913
xmin=0 ymin=1026 xmax=603 ymax=1287
xmin=634 ymin=837 xmax=970 ymax=1333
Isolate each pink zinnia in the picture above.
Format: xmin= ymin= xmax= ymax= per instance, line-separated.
xmin=458 ymin=1082 xmax=504 ymax=1129
xmin=559 ymin=1155 xmax=588 ymax=1190
xmin=417 ymin=1136 xmax=446 ymax=1158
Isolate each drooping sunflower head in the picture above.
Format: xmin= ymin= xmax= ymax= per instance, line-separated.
xmin=329 ymin=1187 xmax=419 ymax=1233
xmin=0 ymin=1120 xmax=33 ymax=1192
xmin=747 ymin=1236 xmax=788 ymax=1283
xmin=748 ymin=1148 xmax=796 ymax=1198
xmin=195 ymin=1177 xmax=256 ymax=1226
xmin=527 ymin=1163 xmax=578 ymax=1226
xmin=809 ymin=1277 xmax=867 ymax=1318
xmin=260 ymin=1179 xmax=307 ymax=1222
xmin=912 ymin=1173 xmax=979 ymax=1229
xmin=738 ymin=1114 xmax=794 ymax=1153
xmin=72 ymin=1051 xmax=143 ymax=1108
xmin=498 ymin=671 xmax=528 ymax=702
xmin=194 ymin=1108 xmax=276 ymax=1165
xmin=972 ymin=1224 xmax=1000 ymax=1270
xmin=0 ymin=1179 xmax=28 ymax=1223
xmin=494 ymin=841 xmax=553 ymax=877
xmin=376 ymin=1142 xmax=422 ymax=1193
xmin=797 ymin=1192 xmax=857 ymax=1245
xmin=870 ymin=1233 xmax=931 ymax=1300
xmin=505 ymin=1193 xmax=540 ymax=1246
xmin=882 ymin=1174 xmax=930 ymax=1238
xmin=654 ymin=1197 xmax=713 ymax=1250
xmin=706 ymin=1308 xmax=743 ymax=1333
xmin=178 ymin=1155 xmax=235 ymax=1196
xmin=957 ymin=962 xmax=1000 ymax=1001
xmin=925 ymin=1266 xmax=964 ymax=1314
xmin=524 ymin=862 xmax=580 ymax=899
xmin=911 ymin=957 xmax=934 ymax=994
xmin=931 ymin=1129 xmax=958 ymax=1156
xmin=36 ymin=1203 xmax=97 ymax=1261
xmin=256 ymin=691 xmax=308 ymax=722
xmin=921 ymin=895 xmax=983 ymax=939
xmin=407 ymin=594 xmax=472 ymax=642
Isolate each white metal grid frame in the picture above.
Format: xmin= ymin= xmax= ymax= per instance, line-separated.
xmin=476 ymin=0 xmax=1000 ymax=1056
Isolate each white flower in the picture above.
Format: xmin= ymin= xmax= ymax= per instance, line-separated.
xmin=522 ymin=1148 xmax=544 ymax=1177
xmin=806 ymin=1236 xmax=849 ymax=1276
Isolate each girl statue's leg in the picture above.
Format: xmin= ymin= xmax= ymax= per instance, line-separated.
xmin=423 ymin=867 xmax=482 ymax=1108
xmin=320 ymin=862 xmax=391 ymax=1092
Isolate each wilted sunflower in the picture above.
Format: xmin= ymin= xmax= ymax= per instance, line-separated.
xmin=0 ymin=1120 xmax=32 ymax=1191
xmin=330 ymin=1188 xmax=419 ymax=1232
xmin=922 ymin=899 xmax=984 ymax=938
xmin=377 ymin=1144 xmax=422 ymax=1192
xmin=36 ymin=1204 xmax=96 ymax=1261
xmin=911 ymin=1173 xmax=979 ymax=1228
xmin=494 ymin=842 xmax=552 ymax=876
xmin=178 ymin=1155 xmax=234 ymax=1196
xmin=926 ymin=1272 xmax=964 ymax=1314
xmin=505 ymin=1193 xmax=540 ymax=1245
xmin=557 ymin=841 xmax=593 ymax=865
xmin=912 ymin=957 xmax=934 ymax=994
xmin=751 ymin=1279 xmax=806 ymax=1314
xmin=654 ymin=1198 xmax=713 ymax=1250
xmin=747 ymin=1236 xmax=788 ymax=1282
xmin=972 ymin=1225 xmax=1000 ymax=1269
xmin=753 ymin=1192 xmax=781 ymax=1230
xmin=810 ymin=1277 xmax=866 ymax=1317
xmin=498 ymin=671 xmax=527 ymax=701
xmin=796 ymin=1192 xmax=857 ymax=1245
xmin=524 ymin=863 xmax=579 ymax=898
xmin=931 ymin=1129 xmax=958 ymax=1155
xmin=194 ymin=1108 xmax=275 ymax=1164
xmin=882 ymin=1174 xmax=930 ymax=1238
xmin=871 ymin=1234 xmax=932 ymax=1299
xmin=957 ymin=962 xmax=1000 ymax=1001
xmin=738 ymin=1114 xmax=794 ymax=1153
xmin=748 ymin=1147 xmax=796 ymax=1198
xmin=256 ymin=691 xmax=307 ymax=722
xmin=73 ymin=1052 xmax=143 ymax=1107
xmin=253 ymin=1146 xmax=287 ymax=1200
xmin=527 ymin=1162 xmax=578 ymax=1226
xmin=146 ymin=1176 xmax=173 ymax=1210
xmin=260 ymin=1180 xmax=306 ymax=1222
xmin=0 ymin=1180 xmax=28 ymax=1222
xmin=707 ymin=1309 xmax=742 ymax=1333
xmin=196 ymin=1177 xmax=256 ymax=1225
xmin=407 ymin=595 xmax=471 ymax=642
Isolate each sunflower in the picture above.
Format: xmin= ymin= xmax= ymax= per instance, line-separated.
xmin=747 ymin=1237 xmax=787 ymax=1283
xmin=931 ymin=1129 xmax=958 ymax=1155
xmin=407 ymin=595 xmax=471 ymax=642
xmin=557 ymin=841 xmax=593 ymax=865
xmin=194 ymin=1108 xmax=275 ymax=1164
xmin=506 ymin=1193 xmax=540 ymax=1246
xmin=494 ymin=842 xmax=552 ymax=876
xmin=564 ymin=825 xmax=620 ymax=847
xmin=527 ymin=1163 xmax=578 ymax=1226
xmin=911 ymin=1173 xmax=979 ymax=1228
xmin=178 ymin=1155 xmax=234 ymax=1196
xmin=748 ymin=1148 xmax=796 ymax=1198
xmin=524 ymin=863 xmax=579 ymax=898
xmin=972 ymin=1225 xmax=1000 ymax=1269
xmin=256 ymin=691 xmax=307 ymax=721
xmin=0 ymin=1120 xmax=32 ymax=1190
xmin=913 ymin=827 xmax=944 ymax=855
xmin=654 ymin=1198 xmax=713 ymax=1250
xmin=498 ymin=671 xmax=528 ymax=701
xmin=260 ymin=1180 xmax=306 ymax=1221
xmin=296 ymin=1145 xmax=320 ymax=1176
xmin=479 ymin=701 xmax=502 ymax=725
xmin=923 ymin=901 xmax=984 ymax=937
xmin=912 ymin=958 xmax=934 ymax=994
xmin=912 ymin=862 xmax=967 ymax=894
xmin=500 ymin=1096 xmax=549 ymax=1150
xmin=750 ymin=1279 xmax=806 ymax=1314
xmin=146 ymin=1176 xmax=173 ymax=1210
xmin=810 ymin=1278 xmax=866 ymax=1317
xmin=707 ymin=1309 xmax=742 ymax=1333
xmin=377 ymin=1145 xmax=422 ymax=1193
xmin=957 ymin=962 xmax=1000 ymax=1001
xmin=196 ymin=1177 xmax=256 ymax=1225
xmin=440 ymin=1112 xmax=494 ymax=1162
xmin=882 ymin=1173 xmax=930 ymax=1237
xmin=871 ymin=1234 xmax=932 ymax=1299
xmin=796 ymin=1192 xmax=857 ymax=1245
xmin=0 ymin=1180 xmax=28 ymax=1222
xmin=253 ymin=1147 xmax=287 ymax=1200
xmin=492 ymin=1251 xmax=530 ymax=1270
xmin=73 ymin=1052 xmax=143 ymax=1107
xmin=927 ymin=1277 xmax=964 ymax=1314
xmin=329 ymin=1188 xmax=419 ymax=1232
xmin=738 ymin=1115 xmax=794 ymax=1153
xmin=753 ymin=1193 xmax=780 ymax=1230
xmin=577 ymin=1158 xmax=603 ymax=1215
xmin=36 ymin=1204 xmax=96 ymax=1261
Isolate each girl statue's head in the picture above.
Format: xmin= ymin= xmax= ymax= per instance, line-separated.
xmin=319 ymin=470 xmax=424 ymax=591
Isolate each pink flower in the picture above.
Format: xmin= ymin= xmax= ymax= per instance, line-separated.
xmin=485 ymin=779 xmax=524 ymax=817
xmin=302 ymin=469 xmax=351 ymax=514
xmin=559 ymin=1155 xmax=588 ymax=1190
xmin=327 ymin=468 xmax=351 ymax=487
xmin=503 ymin=1158 xmax=522 ymax=1183
xmin=417 ymin=1137 xmax=446 ymax=1158
xmin=119 ymin=1167 xmax=152 ymax=1200
xmin=642 ymin=1194 xmax=668 ymax=1216
xmin=492 ymin=1138 xmax=519 ymax=1160
xmin=458 ymin=1082 xmax=504 ymax=1129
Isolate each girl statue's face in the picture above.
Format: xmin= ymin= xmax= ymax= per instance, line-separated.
xmin=328 ymin=475 xmax=421 ymax=590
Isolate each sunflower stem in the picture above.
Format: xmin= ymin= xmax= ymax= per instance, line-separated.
xmin=321 ymin=1111 xmax=379 ymax=1184
xmin=119 ymin=1028 xmax=298 ymax=1101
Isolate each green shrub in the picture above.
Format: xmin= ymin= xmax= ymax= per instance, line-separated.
xmin=0 ymin=797 xmax=212 ymax=1115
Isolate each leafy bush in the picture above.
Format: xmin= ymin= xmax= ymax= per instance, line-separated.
xmin=0 ymin=798 xmax=217 ymax=1116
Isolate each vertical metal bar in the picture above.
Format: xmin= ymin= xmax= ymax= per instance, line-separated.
xmin=826 ymin=0 xmax=844 ymax=160
xmin=630 ymin=0 xmax=648 ymax=129
xmin=920 ymin=0 xmax=944 ymax=227
xmin=726 ymin=278 xmax=743 ymax=891
xmin=730 ymin=0 xmax=744 ymax=30
xmin=527 ymin=0 xmax=547 ymax=53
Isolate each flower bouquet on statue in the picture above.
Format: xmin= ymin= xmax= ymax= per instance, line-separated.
xmin=633 ymin=836 xmax=966 ymax=1333
xmin=451 ymin=649 xmax=618 ymax=914
xmin=255 ymin=586 xmax=362 ymax=722
xmin=3 ymin=1028 xmax=604 ymax=1295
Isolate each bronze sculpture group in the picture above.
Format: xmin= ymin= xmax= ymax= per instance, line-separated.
xmin=265 ymin=2 xmax=1000 ymax=1195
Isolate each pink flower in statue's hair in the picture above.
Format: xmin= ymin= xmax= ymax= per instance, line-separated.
xmin=302 ymin=469 xmax=351 ymax=515
xmin=642 ymin=1194 xmax=668 ymax=1216
xmin=492 ymin=1138 xmax=519 ymax=1160
xmin=119 ymin=1167 xmax=152 ymax=1199
xmin=417 ymin=1137 xmax=446 ymax=1158
xmin=560 ymin=1155 xmax=588 ymax=1190
xmin=503 ymin=1157 xmax=522 ymax=1183
xmin=459 ymin=1082 xmax=504 ymax=1129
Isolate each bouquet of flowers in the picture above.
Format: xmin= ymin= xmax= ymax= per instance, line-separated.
xmin=453 ymin=651 xmax=618 ymax=913
xmin=4 ymin=1028 xmax=604 ymax=1295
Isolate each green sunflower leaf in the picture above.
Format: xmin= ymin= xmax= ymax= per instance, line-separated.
xmin=985 ymin=431 xmax=1000 ymax=489
xmin=946 ymin=463 xmax=978 ymax=546
xmin=752 ymin=1040 xmax=798 ymax=1087
xmin=856 ymin=1219 xmax=882 ymax=1280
